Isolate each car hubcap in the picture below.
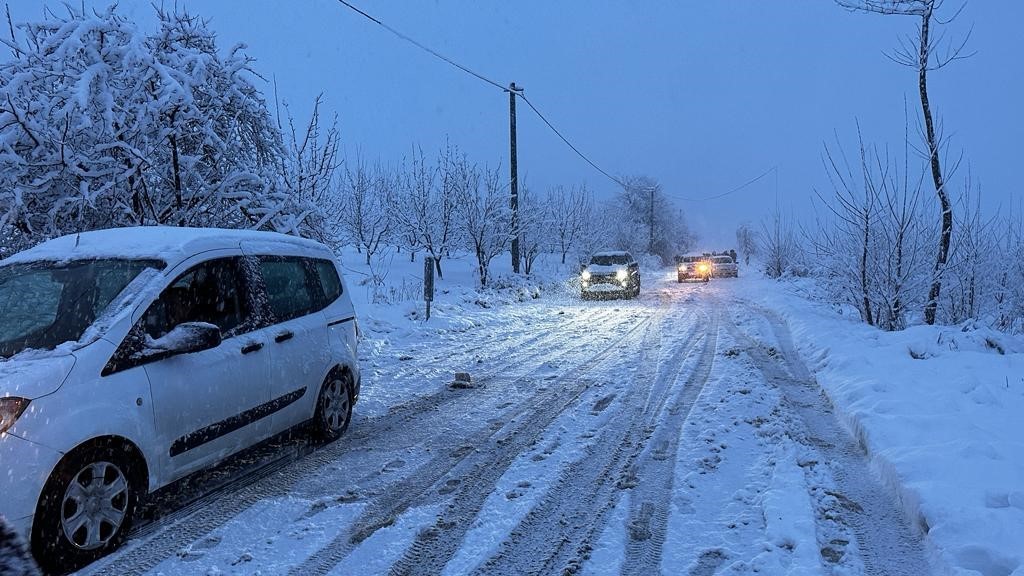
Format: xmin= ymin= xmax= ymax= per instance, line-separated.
xmin=61 ymin=461 xmax=129 ymax=550
xmin=322 ymin=378 xmax=350 ymax=432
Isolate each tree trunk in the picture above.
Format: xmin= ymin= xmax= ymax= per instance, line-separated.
xmin=169 ymin=133 xmax=183 ymax=226
xmin=919 ymin=7 xmax=953 ymax=325
xmin=861 ymin=213 xmax=873 ymax=326
xmin=434 ymin=255 xmax=444 ymax=280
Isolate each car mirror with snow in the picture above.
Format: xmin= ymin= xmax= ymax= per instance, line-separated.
xmin=141 ymin=322 xmax=222 ymax=359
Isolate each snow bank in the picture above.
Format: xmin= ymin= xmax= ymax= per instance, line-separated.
xmin=735 ymin=276 xmax=1024 ymax=576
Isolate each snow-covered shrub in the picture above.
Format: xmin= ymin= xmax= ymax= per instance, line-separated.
xmin=0 ymin=5 xmax=322 ymax=252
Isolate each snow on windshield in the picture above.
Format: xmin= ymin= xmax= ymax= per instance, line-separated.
xmin=0 ymin=259 xmax=164 ymax=359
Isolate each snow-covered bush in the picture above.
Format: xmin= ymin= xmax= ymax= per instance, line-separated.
xmin=0 ymin=5 xmax=321 ymax=252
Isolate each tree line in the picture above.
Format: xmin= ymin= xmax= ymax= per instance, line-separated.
xmin=738 ymin=0 xmax=1024 ymax=335
xmin=0 ymin=4 xmax=696 ymax=286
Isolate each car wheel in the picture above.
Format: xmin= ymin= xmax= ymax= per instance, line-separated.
xmin=32 ymin=442 xmax=142 ymax=573
xmin=312 ymin=369 xmax=354 ymax=442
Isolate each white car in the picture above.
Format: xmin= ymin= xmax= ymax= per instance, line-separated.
xmin=710 ymin=255 xmax=739 ymax=278
xmin=581 ymin=251 xmax=640 ymax=299
xmin=0 ymin=227 xmax=360 ymax=572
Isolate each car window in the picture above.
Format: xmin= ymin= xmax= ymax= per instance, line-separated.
xmin=0 ymin=259 xmax=162 ymax=358
xmin=141 ymin=257 xmax=250 ymax=340
xmin=313 ymin=259 xmax=342 ymax=303
xmin=714 ymin=256 xmax=733 ymax=264
xmin=591 ymin=255 xmax=630 ymax=266
xmin=260 ymin=257 xmax=319 ymax=322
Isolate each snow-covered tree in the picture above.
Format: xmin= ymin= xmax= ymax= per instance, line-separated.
xmin=337 ymin=158 xmax=394 ymax=265
xmin=0 ymin=5 xmax=321 ymax=252
xmin=390 ymin=142 xmax=460 ymax=277
xmin=455 ymin=162 xmax=512 ymax=286
xmin=736 ymin=223 xmax=758 ymax=265
xmin=517 ymin=185 xmax=548 ymax=275
xmin=611 ymin=176 xmax=693 ymax=264
xmin=547 ymin=184 xmax=592 ymax=265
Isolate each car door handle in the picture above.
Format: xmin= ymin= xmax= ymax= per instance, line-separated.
xmin=274 ymin=331 xmax=294 ymax=343
xmin=241 ymin=342 xmax=264 ymax=355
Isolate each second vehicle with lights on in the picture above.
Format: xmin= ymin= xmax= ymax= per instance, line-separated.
xmin=580 ymin=251 xmax=640 ymax=300
xmin=675 ymin=254 xmax=712 ymax=282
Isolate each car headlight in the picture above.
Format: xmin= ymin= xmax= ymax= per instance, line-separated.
xmin=678 ymin=264 xmax=687 ymax=271
xmin=698 ymin=264 xmax=709 ymax=272
xmin=0 ymin=397 xmax=31 ymax=434
xmin=616 ymin=269 xmax=628 ymax=281
xmin=581 ymin=270 xmax=591 ymax=281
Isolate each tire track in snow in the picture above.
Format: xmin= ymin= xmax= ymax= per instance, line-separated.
xmin=470 ymin=304 xmax=710 ymax=576
xmin=288 ymin=313 xmax=659 ymax=576
xmin=88 ymin=307 xmax=650 ymax=576
xmin=620 ymin=308 xmax=719 ymax=576
xmin=728 ymin=304 xmax=933 ymax=576
xmin=383 ymin=313 xmax=675 ymax=576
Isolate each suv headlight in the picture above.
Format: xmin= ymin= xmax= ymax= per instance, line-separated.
xmin=0 ymin=397 xmax=31 ymax=434
xmin=616 ymin=269 xmax=628 ymax=281
xmin=581 ymin=270 xmax=591 ymax=281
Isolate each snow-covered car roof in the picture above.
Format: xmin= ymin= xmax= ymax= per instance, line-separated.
xmin=0 ymin=226 xmax=332 ymax=267
xmin=591 ymin=250 xmax=632 ymax=258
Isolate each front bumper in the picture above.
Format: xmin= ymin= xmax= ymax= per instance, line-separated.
xmin=582 ymin=280 xmax=633 ymax=298
xmin=678 ymin=272 xmax=710 ymax=281
xmin=0 ymin=432 xmax=63 ymax=543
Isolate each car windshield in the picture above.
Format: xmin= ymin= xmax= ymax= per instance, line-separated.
xmin=713 ymin=256 xmax=733 ymax=263
xmin=680 ymin=256 xmax=705 ymax=263
xmin=0 ymin=259 xmax=163 ymax=358
xmin=591 ymin=255 xmax=629 ymax=266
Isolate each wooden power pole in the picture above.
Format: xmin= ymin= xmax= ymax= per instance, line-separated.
xmin=509 ymin=82 xmax=522 ymax=274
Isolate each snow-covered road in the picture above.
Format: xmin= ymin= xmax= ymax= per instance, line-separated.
xmin=79 ymin=275 xmax=934 ymax=576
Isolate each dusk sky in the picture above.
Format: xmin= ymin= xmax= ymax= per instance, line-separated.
xmin=7 ymin=0 xmax=1022 ymax=246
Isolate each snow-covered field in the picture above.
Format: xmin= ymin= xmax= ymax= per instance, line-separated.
xmin=73 ymin=252 xmax=1021 ymax=576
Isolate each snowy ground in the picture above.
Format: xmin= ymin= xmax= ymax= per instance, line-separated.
xmin=73 ymin=253 xmax=1020 ymax=576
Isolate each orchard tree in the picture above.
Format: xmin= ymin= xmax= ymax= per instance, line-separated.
xmin=736 ymin=223 xmax=758 ymax=265
xmin=835 ymin=0 xmax=973 ymax=324
xmin=455 ymin=162 xmax=512 ymax=286
xmin=338 ymin=158 xmax=394 ymax=265
xmin=547 ymin=184 xmax=592 ymax=264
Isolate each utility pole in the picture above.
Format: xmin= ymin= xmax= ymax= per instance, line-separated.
xmin=648 ymin=185 xmax=655 ymax=254
xmin=509 ymin=82 xmax=523 ymax=274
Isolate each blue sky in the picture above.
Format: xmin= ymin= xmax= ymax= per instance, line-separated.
xmin=6 ymin=1 xmax=1022 ymax=246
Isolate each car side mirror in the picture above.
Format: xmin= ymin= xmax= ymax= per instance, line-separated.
xmin=145 ymin=322 xmax=222 ymax=358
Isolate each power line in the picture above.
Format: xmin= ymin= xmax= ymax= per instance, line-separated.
xmin=335 ymin=0 xmax=507 ymax=92
xmin=668 ymin=165 xmax=777 ymax=202
xmin=333 ymin=0 xmax=625 ymax=189
xmin=517 ymin=93 xmax=627 ymax=189
xmin=333 ymin=0 xmax=774 ymax=204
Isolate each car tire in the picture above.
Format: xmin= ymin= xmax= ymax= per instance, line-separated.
xmin=311 ymin=369 xmax=354 ymax=442
xmin=32 ymin=442 xmax=143 ymax=574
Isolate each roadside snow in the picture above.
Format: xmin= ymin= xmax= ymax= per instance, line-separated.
xmin=734 ymin=275 xmax=1024 ymax=576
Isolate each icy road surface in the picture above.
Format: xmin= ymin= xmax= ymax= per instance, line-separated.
xmin=80 ymin=274 xmax=935 ymax=576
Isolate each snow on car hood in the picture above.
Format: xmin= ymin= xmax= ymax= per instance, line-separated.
xmin=586 ymin=264 xmax=627 ymax=275
xmin=0 ymin=353 xmax=76 ymax=399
